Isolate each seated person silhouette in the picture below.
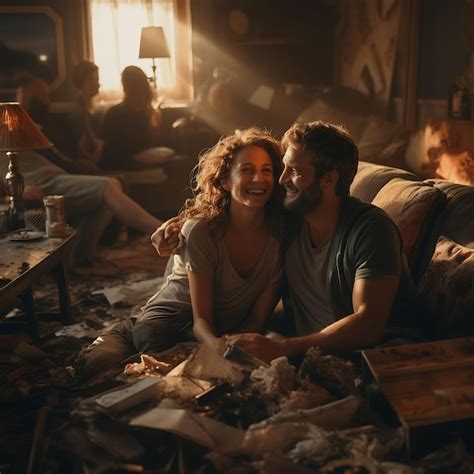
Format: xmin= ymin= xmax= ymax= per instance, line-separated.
xmin=100 ymin=65 xmax=175 ymax=172
xmin=9 ymin=76 xmax=162 ymax=264
xmin=16 ymin=76 xmax=101 ymax=176
xmin=66 ymin=61 xmax=104 ymax=170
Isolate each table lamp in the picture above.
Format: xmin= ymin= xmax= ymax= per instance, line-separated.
xmin=138 ymin=26 xmax=170 ymax=89
xmin=0 ymin=102 xmax=52 ymax=230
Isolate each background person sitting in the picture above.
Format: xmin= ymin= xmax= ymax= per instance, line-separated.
xmin=16 ymin=76 xmax=101 ymax=176
xmin=8 ymin=77 xmax=163 ymax=264
xmin=66 ymin=61 xmax=104 ymax=168
xmin=100 ymin=65 xmax=175 ymax=171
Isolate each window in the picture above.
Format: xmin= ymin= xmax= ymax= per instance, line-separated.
xmin=0 ymin=6 xmax=65 ymax=93
xmin=88 ymin=0 xmax=192 ymax=100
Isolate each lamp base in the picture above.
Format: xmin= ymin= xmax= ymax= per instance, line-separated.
xmin=5 ymin=151 xmax=25 ymax=230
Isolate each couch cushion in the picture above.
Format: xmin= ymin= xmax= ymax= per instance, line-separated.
xmin=417 ymin=236 xmax=474 ymax=338
xmin=413 ymin=179 xmax=474 ymax=279
xmin=351 ymin=161 xmax=420 ymax=203
xmin=371 ymin=178 xmax=446 ymax=268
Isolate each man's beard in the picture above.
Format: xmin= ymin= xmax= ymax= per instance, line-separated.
xmin=283 ymin=182 xmax=323 ymax=214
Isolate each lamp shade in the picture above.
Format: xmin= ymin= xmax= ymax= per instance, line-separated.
xmin=139 ymin=26 xmax=170 ymax=59
xmin=0 ymin=102 xmax=52 ymax=152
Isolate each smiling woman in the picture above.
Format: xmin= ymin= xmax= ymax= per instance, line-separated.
xmin=80 ymin=128 xmax=285 ymax=374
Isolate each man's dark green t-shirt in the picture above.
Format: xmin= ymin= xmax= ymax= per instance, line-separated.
xmin=285 ymin=197 xmax=418 ymax=338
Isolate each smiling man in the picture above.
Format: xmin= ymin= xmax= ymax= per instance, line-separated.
xmin=154 ymin=121 xmax=420 ymax=362
xmin=227 ymin=121 xmax=420 ymax=361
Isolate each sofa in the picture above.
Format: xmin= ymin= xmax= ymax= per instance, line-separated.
xmin=351 ymin=161 xmax=474 ymax=339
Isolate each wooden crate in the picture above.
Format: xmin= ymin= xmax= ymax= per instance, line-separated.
xmin=362 ymin=337 xmax=474 ymax=457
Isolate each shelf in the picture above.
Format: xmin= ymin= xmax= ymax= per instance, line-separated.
xmin=230 ymin=38 xmax=297 ymax=46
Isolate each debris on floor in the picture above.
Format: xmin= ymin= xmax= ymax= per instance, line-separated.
xmin=1 ymin=237 xmax=473 ymax=473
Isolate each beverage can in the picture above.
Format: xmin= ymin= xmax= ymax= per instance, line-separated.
xmin=43 ymin=195 xmax=67 ymax=238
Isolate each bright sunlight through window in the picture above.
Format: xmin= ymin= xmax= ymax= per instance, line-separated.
xmin=89 ymin=0 xmax=176 ymax=98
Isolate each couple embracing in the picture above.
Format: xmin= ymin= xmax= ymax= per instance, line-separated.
xmin=83 ymin=121 xmax=419 ymax=374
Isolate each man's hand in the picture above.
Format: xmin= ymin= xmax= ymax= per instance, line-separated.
xmin=225 ymin=333 xmax=286 ymax=363
xmin=151 ymin=217 xmax=183 ymax=257
xmin=209 ymin=336 xmax=227 ymax=356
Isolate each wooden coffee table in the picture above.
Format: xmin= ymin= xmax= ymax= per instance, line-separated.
xmin=362 ymin=337 xmax=474 ymax=457
xmin=0 ymin=231 xmax=76 ymax=340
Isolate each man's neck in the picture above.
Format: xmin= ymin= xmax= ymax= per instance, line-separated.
xmin=304 ymin=196 xmax=341 ymax=248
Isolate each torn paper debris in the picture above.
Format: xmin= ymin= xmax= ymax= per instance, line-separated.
xmin=95 ymin=377 xmax=163 ymax=414
xmin=250 ymin=356 xmax=296 ymax=398
xmin=92 ymin=276 xmax=164 ymax=306
xmin=162 ymin=375 xmax=214 ymax=400
xmin=55 ymin=322 xmax=99 ymax=339
xmin=247 ymin=84 xmax=275 ymax=110
xmin=241 ymin=422 xmax=322 ymax=455
xmin=183 ymin=345 xmax=244 ymax=385
xmin=253 ymin=396 xmax=362 ymax=431
xmin=129 ymin=408 xmax=245 ymax=453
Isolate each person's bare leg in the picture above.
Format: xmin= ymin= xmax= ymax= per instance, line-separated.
xmin=103 ymin=178 xmax=162 ymax=234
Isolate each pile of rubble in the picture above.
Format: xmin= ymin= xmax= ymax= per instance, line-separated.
xmin=35 ymin=345 xmax=474 ymax=473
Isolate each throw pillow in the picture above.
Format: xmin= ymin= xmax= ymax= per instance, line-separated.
xmin=417 ymin=236 xmax=474 ymax=338
xmin=372 ymin=179 xmax=446 ymax=267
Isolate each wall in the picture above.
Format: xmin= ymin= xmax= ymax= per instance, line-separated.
xmin=190 ymin=0 xmax=338 ymax=97
xmin=418 ymin=0 xmax=473 ymax=100
xmin=413 ymin=0 xmax=473 ymax=127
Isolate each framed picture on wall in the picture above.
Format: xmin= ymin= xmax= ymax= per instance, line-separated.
xmin=0 ymin=6 xmax=66 ymax=93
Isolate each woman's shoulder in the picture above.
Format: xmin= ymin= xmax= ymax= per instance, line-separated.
xmin=182 ymin=218 xmax=212 ymax=240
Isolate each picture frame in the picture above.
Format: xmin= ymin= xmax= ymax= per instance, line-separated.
xmin=0 ymin=6 xmax=66 ymax=93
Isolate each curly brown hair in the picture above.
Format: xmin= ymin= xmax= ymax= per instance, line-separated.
xmin=179 ymin=128 xmax=283 ymax=234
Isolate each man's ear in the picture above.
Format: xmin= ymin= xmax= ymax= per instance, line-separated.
xmin=321 ymin=170 xmax=339 ymax=190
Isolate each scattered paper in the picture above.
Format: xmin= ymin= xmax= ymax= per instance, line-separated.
xmin=247 ymin=84 xmax=275 ymax=110
xmin=250 ymin=356 xmax=296 ymax=398
xmin=183 ymin=345 xmax=244 ymax=385
xmin=162 ymin=375 xmax=214 ymax=400
xmin=95 ymin=377 xmax=163 ymax=413
xmin=253 ymin=396 xmax=362 ymax=431
xmin=92 ymin=276 xmax=164 ymax=306
xmin=129 ymin=408 xmax=245 ymax=453
xmin=55 ymin=322 xmax=98 ymax=339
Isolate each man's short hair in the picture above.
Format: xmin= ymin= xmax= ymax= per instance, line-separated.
xmin=72 ymin=61 xmax=98 ymax=89
xmin=282 ymin=121 xmax=359 ymax=196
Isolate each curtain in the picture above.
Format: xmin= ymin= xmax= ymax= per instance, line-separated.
xmin=89 ymin=0 xmax=176 ymax=98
